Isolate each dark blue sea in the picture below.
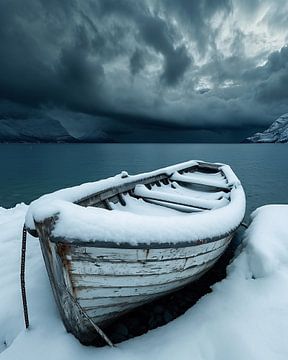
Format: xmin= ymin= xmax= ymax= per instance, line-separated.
xmin=1 ymin=144 xmax=288 ymax=220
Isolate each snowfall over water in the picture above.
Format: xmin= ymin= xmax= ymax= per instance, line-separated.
xmin=25 ymin=160 xmax=245 ymax=244
xmin=1 ymin=204 xmax=288 ymax=359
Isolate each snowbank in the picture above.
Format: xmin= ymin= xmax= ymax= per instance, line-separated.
xmin=1 ymin=204 xmax=288 ymax=359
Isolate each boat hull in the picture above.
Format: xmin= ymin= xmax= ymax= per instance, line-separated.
xmin=38 ymin=231 xmax=233 ymax=344
xmin=26 ymin=160 xmax=245 ymax=344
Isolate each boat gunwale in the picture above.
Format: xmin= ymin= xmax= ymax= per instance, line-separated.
xmin=48 ymin=226 xmax=238 ymax=249
xmin=74 ymin=161 xmax=226 ymax=207
xmin=28 ymin=160 xmax=243 ymax=247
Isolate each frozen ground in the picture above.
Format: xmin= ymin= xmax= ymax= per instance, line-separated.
xmin=1 ymin=204 xmax=288 ymax=360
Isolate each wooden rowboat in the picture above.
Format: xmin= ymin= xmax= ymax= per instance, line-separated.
xmin=25 ymin=160 xmax=245 ymax=344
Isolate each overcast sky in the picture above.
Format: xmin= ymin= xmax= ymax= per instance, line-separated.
xmin=1 ymin=0 xmax=288 ymax=141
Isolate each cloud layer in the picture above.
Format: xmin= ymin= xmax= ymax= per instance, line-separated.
xmin=0 ymin=0 xmax=288 ymax=140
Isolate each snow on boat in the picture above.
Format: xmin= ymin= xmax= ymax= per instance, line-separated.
xmin=25 ymin=160 xmax=245 ymax=344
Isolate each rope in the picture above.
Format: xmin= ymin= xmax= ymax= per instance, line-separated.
xmin=20 ymin=225 xmax=113 ymax=346
xmin=58 ymin=283 xmax=115 ymax=347
xmin=240 ymin=222 xmax=249 ymax=229
xmin=20 ymin=225 xmax=29 ymax=329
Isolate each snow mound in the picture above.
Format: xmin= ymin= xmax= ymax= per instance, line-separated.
xmin=1 ymin=204 xmax=288 ymax=359
xmin=246 ymin=113 xmax=288 ymax=143
xmin=243 ymin=205 xmax=288 ymax=278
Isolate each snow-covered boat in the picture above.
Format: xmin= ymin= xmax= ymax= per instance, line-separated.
xmin=25 ymin=160 xmax=245 ymax=344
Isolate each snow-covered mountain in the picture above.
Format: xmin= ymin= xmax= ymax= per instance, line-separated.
xmin=246 ymin=113 xmax=288 ymax=143
xmin=0 ymin=111 xmax=114 ymax=143
xmin=0 ymin=117 xmax=76 ymax=143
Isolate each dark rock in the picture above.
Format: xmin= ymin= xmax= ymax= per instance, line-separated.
xmin=125 ymin=316 xmax=141 ymax=331
xmin=110 ymin=323 xmax=129 ymax=337
xmin=110 ymin=332 xmax=128 ymax=343
xmin=153 ymin=305 xmax=165 ymax=314
xmin=163 ymin=310 xmax=173 ymax=323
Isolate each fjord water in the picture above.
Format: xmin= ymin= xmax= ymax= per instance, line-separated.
xmin=1 ymin=144 xmax=288 ymax=220
xmin=1 ymin=143 xmax=287 ymax=343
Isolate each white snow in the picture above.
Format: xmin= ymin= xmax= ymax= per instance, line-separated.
xmin=30 ymin=185 xmax=244 ymax=245
xmin=171 ymin=171 xmax=229 ymax=188
xmin=1 ymin=204 xmax=288 ymax=359
xmin=25 ymin=160 xmax=199 ymax=230
xmin=25 ymin=161 xmax=245 ymax=244
xmin=246 ymin=113 xmax=288 ymax=143
xmin=111 ymin=195 xmax=181 ymax=216
xmin=134 ymin=184 xmax=229 ymax=209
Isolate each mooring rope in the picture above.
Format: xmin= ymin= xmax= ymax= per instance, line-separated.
xmin=20 ymin=224 xmax=113 ymax=346
xmin=240 ymin=221 xmax=249 ymax=229
xmin=20 ymin=225 xmax=29 ymax=329
xmin=58 ymin=283 xmax=115 ymax=347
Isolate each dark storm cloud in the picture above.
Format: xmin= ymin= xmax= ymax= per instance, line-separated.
xmin=0 ymin=0 xmax=288 ymax=138
xmin=130 ymin=49 xmax=145 ymax=75
xmin=137 ymin=15 xmax=192 ymax=85
xmin=165 ymin=0 xmax=232 ymax=56
xmin=255 ymin=46 xmax=288 ymax=103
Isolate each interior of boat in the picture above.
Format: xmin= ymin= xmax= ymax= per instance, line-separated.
xmin=77 ymin=164 xmax=231 ymax=217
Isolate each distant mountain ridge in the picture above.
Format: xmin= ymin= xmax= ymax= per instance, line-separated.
xmin=245 ymin=113 xmax=288 ymax=143
xmin=0 ymin=115 xmax=113 ymax=143
xmin=0 ymin=118 xmax=76 ymax=143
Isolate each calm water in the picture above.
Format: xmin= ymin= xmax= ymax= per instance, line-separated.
xmin=1 ymin=144 xmax=288 ymax=220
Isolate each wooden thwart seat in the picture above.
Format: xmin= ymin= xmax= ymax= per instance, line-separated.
xmin=142 ymin=198 xmax=204 ymax=213
xmin=133 ymin=184 xmax=229 ymax=210
xmin=170 ymin=171 xmax=229 ymax=190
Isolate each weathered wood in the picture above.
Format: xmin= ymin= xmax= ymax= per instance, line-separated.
xmin=69 ymin=244 xmax=227 ymax=277
xmin=78 ymin=294 xmax=159 ymax=309
xmin=133 ymin=185 xmax=228 ymax=210
xmin=142 ymin=198 xmax=203 ymax=213
xmin=75 ymin=259 xmax=219 ymax=299
xmin=171 ymin=172 xmax=229 ymax=190
xmin=75 ymin=173 xmax=169 ymax=207
xmin=68 ymin=236 xmax=229 ymax=262
xmin=29 ymin=160 xmax=244 ymax=344
xmin=71 ymin=249 xmax=227 ymax=288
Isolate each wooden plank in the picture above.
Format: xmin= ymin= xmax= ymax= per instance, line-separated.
xmin=38 ymin=236 xmax=92 ymax=340
xmin=142 ymin=198 xmax=203 ymax=213
xmin=91 ymin=309 xmax=140 ymax=325
xmin=68 ymin=236 xmax=230 ymax=262
xmin=171 ymin=172 xmax=229 ymax=190
xmin=78 ymin=294 xmax=157 ymax=309
xmin=75 ymin=260 xmax=217 ymax=299
xmin=77 ymin=265 xmax=211 ymax=309
xmin=133 ymin=185 xmax=229 ymax=210
xmin=76 ymin=173 xmax=169 ymax=207
xmin=168 ymin=183 xmax=230 ymax=200
xmin=70 ymin=246 xmax=227 ymax=287
xmin=73 ymin=161 xmax=225 ymax=208
xmin=83 ymin=295 xmax=154 ymax=310
xmin=85 ymin=302 xmax=148 ymax=318
xmin=69 ymin=243 xmax=228 ymax=276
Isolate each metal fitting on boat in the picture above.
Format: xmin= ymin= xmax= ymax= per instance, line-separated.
xmin=121 ymin=171 xmax=129 ymax=178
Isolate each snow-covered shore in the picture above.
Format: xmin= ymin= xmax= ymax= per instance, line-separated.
xmin=1 ymin=204 xmax=288 ymax=360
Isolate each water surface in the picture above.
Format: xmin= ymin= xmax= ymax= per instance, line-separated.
xmin=1 ymin=144 xmax=287 ymax=220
